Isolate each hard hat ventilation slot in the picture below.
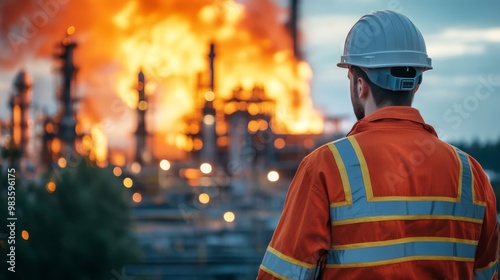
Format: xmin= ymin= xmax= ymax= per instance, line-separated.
xmin=391 ymin=67 xmax=416 ymax=78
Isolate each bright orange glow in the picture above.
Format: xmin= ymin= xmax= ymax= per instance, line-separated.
xmin=193 ymin=138 xmax=203 ymax=150
xmin=224 ymin=102 xmax=237 ymax=115
xmin=274 ymin=138 xmax=285 ymax=149
xmin=51 ymin=138 xmax=61 ymax=154
xmin=273 ymin=50 xmax=289 ymax=63
xmin=75 ymin=123 xmax=83 ymax=135
xmin=180 ymin=168 xmax=201 ymax=179
xmin=175 ymin=134 xmax=188 ymax=149
xmin=132 ymin=192 xmax=142 ymax=203
xmin=110 ymin=152 xmax=126 ymax=166
xmin=248 ymin=103 xmax=259 ymax=115
xmin=46 ymin=181 xmax=56 ymax=193
xmin=12 ymin=105 xmax=21 ymax=145
xmin=217 ymin=136 xmax=229 ymax=147
xmin=237 ymin=101 xmax=247 ymax=111
xmin=184 ymin=138 xmax=194 ymax=151
xmin=216 ymin=121 xmax=227 ymax=136
xmin=214 ymin=99 xmax=224 ymax=110
xmin=81 ymin=135 xmax=92 ymax=153
xmin=67 ymin=25 xmax=76 ymax=35
xmin=188 ymin=123 xmax=200 ymax=134
xmin=96 ymin=160 xmax=108 ymax=168
xmin=123 ymin=177 xmax=133 ymax=188
xmin=45 ymin=123 xmax=54 ymax=133
xmin=90 ymin=126 xmax=107 ymax=163
xmin=1 ymin=0 xmax=325 ymax=161
xmin=107 ymin=0 xmax=323 ymax=140
xmin=258 ymin=119 xmax=268 ymax=130
xmin=21 ymin=230 xmax=29 ymax=240
xmin=113 ymin=166 xmax=122 ymax=176
xmin=248 ymin=120 xmax=259 ymax=133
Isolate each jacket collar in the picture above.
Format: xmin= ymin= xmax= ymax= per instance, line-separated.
xmin=347 ymin=106 xmax=438 ymax=137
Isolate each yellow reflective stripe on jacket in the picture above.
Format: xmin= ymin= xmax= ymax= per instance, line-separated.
xmin=328 ymin=137 xmax=485 ymax=267
xmin=260 ymin=246 xmax=317 ymax=279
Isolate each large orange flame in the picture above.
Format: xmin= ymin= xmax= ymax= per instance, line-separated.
xmin=0 ymin=0 xmax=323 ymax=161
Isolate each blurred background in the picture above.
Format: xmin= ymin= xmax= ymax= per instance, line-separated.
xmin=0 ymin=0 xmax=499 ymax=279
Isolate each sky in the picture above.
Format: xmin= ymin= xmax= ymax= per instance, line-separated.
xmin=299 ymin=0 xmax=500 ymax=143
xmin=0 ymin=0 xmax=499 ymax=144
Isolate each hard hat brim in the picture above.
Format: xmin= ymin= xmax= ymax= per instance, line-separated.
xmin=337 ymin=51 xmax=433 ymax=71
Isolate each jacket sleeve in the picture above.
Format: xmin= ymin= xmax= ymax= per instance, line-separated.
xmin=471 ymin=157 xmax=499 ymax=280
xmin=257 ymin=153 xmax=331 ymax=280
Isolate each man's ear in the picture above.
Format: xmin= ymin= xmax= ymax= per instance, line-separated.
xmin=357 ymin=77 xmax=370 ymax=99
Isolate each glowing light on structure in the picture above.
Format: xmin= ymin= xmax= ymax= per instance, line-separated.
xmin=267 ymin=170 xmax=279 ymax=182
xmin=137 ymin=100 xmax=148 ymax=111
xmin=199 ymin=193 xmax=210 ymax=204
xmin=204 ymin=91 xmax=215 ymax=101
xmin=130 ymin=162 xmax=142 ymax=174
xmin=132 ymin=192 xmax=142 ymax=203
xmin=193 ymin=139 xmax=203 ymax=150
xmin=159 ymin=159 xmax=171 ymax=171
xmin=67 ymin=25 xmax=75 ymax=35
xmin=274 ymin=138 xmax=286 ymax=149
xmin=21 ymin=230 xmax=29 ymax=240
xmin=113 ymin=166 xmax=122 ymax=177
xmin=200 ymin=163 xmax=212 ymax=174
xmin=258 ymin=119 xmax=268 ymax=131
xmin=203 ymin=115 xmax=215 ymax=126
xmin=247 ymin=120 xmax=259 ymax=133
xmin=123 ymin=177 xmax=133 ymax=188
xmin=58 ymin=157 xmax=67 ymax=168
xmin=46 ymin=181 xmax=56 ymax=193
xmin=223 ymin=211 xmax=235 ymax=223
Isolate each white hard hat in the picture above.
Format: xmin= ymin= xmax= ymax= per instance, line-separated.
xmin=338 ymin=10 xmax=432 ymax=91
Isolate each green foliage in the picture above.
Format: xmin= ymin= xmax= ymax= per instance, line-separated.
xmin=1 ymin=138 xmax=23 ymax=166
xmin=0 ymin=158 xmax=141 ymax=280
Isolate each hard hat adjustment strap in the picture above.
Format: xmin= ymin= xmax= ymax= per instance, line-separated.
xmin=363 ymin=67 xmax=423 ymax=91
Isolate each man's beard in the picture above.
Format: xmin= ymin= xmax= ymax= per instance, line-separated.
xmin=351 ymin=92 xmax=365 ymax=120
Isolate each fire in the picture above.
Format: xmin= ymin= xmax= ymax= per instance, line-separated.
xmin=90 ymin=125 xmax=108 ymax=165
xmin=0 ymin=0 xmax=323 ymax=161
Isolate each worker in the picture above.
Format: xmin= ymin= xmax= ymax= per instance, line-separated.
xmin=257 ymin=10 xmax=498 ymax=279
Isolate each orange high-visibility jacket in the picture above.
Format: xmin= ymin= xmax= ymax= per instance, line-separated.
xmin=257 ymin=107 xmax=498 ymax=280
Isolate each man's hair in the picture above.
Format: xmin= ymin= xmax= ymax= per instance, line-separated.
xmin=350 ymin=66 xmax=416 ymax=107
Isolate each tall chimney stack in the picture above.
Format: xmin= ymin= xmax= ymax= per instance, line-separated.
xmin=289 ymin=0 xmax=301 ymax=59
xmin=55 ymin=39 xmax=78 ymax=152
xmin=9 ymin=69 xmax=32 ymax=158
xmin=135 ymin=70 xmax=148 ymax=164
xmin=200 ymin=43 xmax=217 ymax=163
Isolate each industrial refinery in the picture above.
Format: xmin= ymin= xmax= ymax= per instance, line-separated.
xmin=0 ymin=1 xmax=344 ymax=278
